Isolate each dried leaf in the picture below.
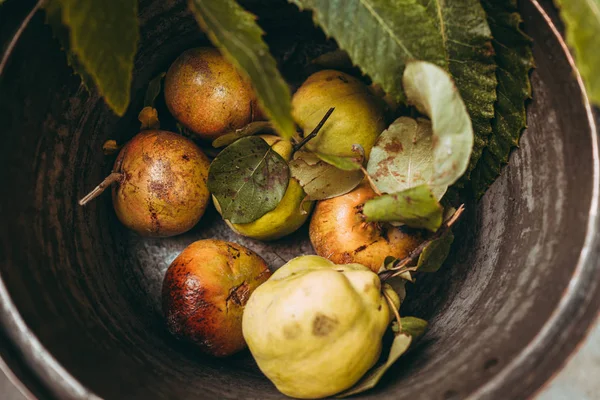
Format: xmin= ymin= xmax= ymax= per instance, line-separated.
xmin=363 ymin=185 xmax=443 ymax=232
xmin=208 ymin=136 xmax=289 ymax=224
xmin=212 ymin=121 xmax=275 ymax=148
xmin=189 ymin=0 xmax=295 ymax=139
xmin=138 ymin=106 xmax=160 ymax=130
xmin=102 ymin=140 xmax=121 ymax=156
xmin=403 ymin=61 xmax=474 ymax=188
xmin=289 ymin=151 xmax=363 ymax=200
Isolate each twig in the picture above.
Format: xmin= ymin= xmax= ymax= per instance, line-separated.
xmin=0 ymin=0 xmax=47 ymax=76
xmin=379 ymin=204 xmax=465 ymax=282
xmin=361 ymin=166 xmax=382 ymax=196
xmin=79 ymin=172 xmax=123 ymax=206
xmin=293 ymin=107 xmax=335 ymax=152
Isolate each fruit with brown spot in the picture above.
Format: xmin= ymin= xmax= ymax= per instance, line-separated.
xmin=162 ymin=239 xmax=271 ymax=357
xmin=309 ymin=182 xmax=424 ymax=272
xmin=79 ymin=130 xmax=210 ymax=237
xmin=164 ymin=47 xmax=263 ymax=140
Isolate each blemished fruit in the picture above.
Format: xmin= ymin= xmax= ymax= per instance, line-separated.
xmin=162 ymin=239 xmax=271 ymax=357
xmin=215 ymin=135 xmax=314 ymax=241
xmin=292 ymin=70 xmax=387 ymax=158
xmin=107 ymin=130 xmax=210 ymax=237
xmin=242 ymin=255 xmax=400 ymax=398
xmin=164 ymin=47 xmax=263 ymax=140
xmin=309 ymin=182 xmax=423 ymax=272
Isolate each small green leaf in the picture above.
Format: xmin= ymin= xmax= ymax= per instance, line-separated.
xmin=315 ymin=147 xmax=364 ymax=171
xmin=471 ymin=0 xmax=534 ymax=198
xmin=368 ymin=117 xmax=447 ymax=199
xmin=53 ymin=0 xmax=139 ymax=116
xmin=400 ymin=317 xmax=428 ymax=338
xmin=289 ymin=151 xmax=363 ymax=200
xmin=144 ymin=72 xmax=166 ymax=107
xmin=289 ymin=0 xmax=447 ymax=102
xmin=417 ymin=231 xmax=454 ymax=273
xmin=212 ymin=121 xmax=275 ymax=148
xmin=403 ymin=61 xmax=474 ymax=188
xmin=189 ymin=0 xmax=295 ymax=139
xmin=363 ymin=185 xmax=443 ymax=232
xmin=208 ymin=136 xmax=290 ymax=224
xmin=554 ymin=0 xmax=600 ymax=106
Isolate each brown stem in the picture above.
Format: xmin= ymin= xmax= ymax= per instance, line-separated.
xmin=292 ymin=107 xmax=335 ymax=152
xmin=79 ymin=172 xmax=123 ymax=206
xmin=361 ymin=166 xmax=382 ymax=196
xmin=379 ymin=204 xmax=465 ymax=282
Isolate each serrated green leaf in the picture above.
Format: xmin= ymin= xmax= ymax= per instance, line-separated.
xmin=368 ymin=117 xmax=447 ymax=199
xmin=189 ymin=0 xmax=295 ymax=139
xmin=44 ymin=2 xmax=95 ymax=91
xmin=420 ymin=0 xmax=498 ymax=181
xmin=403 ymin=61 xmax=474 ymax=188
xmin=289 ymin=0 xmax=447 ymax=102
xmin=363 ymin=185 xmax=443 ymax=231
xmin=555 ymin=0 xmax=600 ymax=106
xmin=53 ymin=0 xmax=139 ymax=116
xmin=471 ymin=1 xmax=534 ymax=198
xmin=289 ymin=151 xmax=363 ymax=200
xmin=417 ymin=230 xmax=454 ymax=272
xmin=144 ymin=72 xmax=166 ymax=107
xmin=212 ymin=122 xmax=276 ymax=148
xmin=208 ymin=136 xmax=290 ymax=224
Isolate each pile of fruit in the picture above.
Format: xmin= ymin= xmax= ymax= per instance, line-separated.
xmin=81 ymin=47 xmax=471 ymax=398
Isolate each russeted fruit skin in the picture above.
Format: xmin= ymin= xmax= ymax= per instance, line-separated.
xmin=164 ymin=47 xmax=263 ymax=140
xmin=112 ymin=130 xmax=210 ymax=237
xmin=309 ymin=182 xmax=423 ymax=272
xmin=162 ymin=239 xmax=271 ymax=357
xmin=292 ymin=70 xmax=386 ymax=157
xmin=215 ymin=135 xmax=314 ymax=241
xmin=242 ymin=255 xmax=400 ymax=399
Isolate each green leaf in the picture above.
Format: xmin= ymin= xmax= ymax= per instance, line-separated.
xmin=51 ymin=0 xmax=139 ymax=116
xmin=367 ymin=117 xmax=447 ymax=199
xmin=208 ymin=136 xmax=290 ymax=224
xmin=363 ymin=185 xmax=443 ymax=231
xmin=144 ymin=72 xmax=166 ymax=107
xmin=399 ymin=317 xmax=428 ymax=338
xmin=189 ymin=0 xmax=295 ymax=139
xmin=289 ymin=151 xmax=363 ymax=200
xmin=417 ymin=230 xmax=454 ymax=272
xmin=403 ymin=61 xmax=474 ymax=188
xmin=289 ymin=0 xmax=447 ymax=102
xmin=554 ymin=0 xmax=600 ymax=106
xmin=419 ymin=0 xmax=498 ymax=181
xmin=44 ymin=2 xmax=96 ymax=91
xmin=315 ymin=146 xmax=364 ymax=171
xmin=212 ymin=122 xmax=276 ymax=148
xmin=471 ymin=1 xmax=534 ymax=198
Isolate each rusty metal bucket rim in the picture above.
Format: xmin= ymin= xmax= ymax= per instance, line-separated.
xmin=0 ymin=1 xmax=598 ymax=399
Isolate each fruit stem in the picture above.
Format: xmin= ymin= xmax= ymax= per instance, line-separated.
xmin=293 ymin=107 xmax=335 ymax=153
xmin=379 ymin=204 xmax=466 ymax=282
xmin=79 ymin=172 xmax=123 ymax=206
xmin=383 ymin=290 xmax=402 ymax=331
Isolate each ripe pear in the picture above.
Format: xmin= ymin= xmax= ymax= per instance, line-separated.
xmin=242 ymin=255 xmax=400 ymax=399
xmin=215 ymin=135 xmax=314 ymax=241
xmin=162 ymin=239 xmax=271 ymax=357
xmin=309 ymin=182 xmax=423 ymax=272
xmin=164 ymin=47 xmax=264 ymax=140
xmin=80 ymin=130 xmax=211 ymax=237
xmin=292 ymin=70 xmax=386 ymax=158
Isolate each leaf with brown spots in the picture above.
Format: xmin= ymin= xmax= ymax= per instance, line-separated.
xmin=208 ymin=136 xmax=289 ymax=224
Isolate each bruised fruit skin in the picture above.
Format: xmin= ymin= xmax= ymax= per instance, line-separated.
xmin=112 ymin=130 xmax=210 ymax=237
xmin=162 ymin=239 xmax=271 ymax=357
xmin=309 ymin=182 xmax=423 ymax=272
xmin=243 ymin=255 xmax=400 ymax=398
xmin=164 ymin=47 xmax=263 ymax=140
xmin=215 ymin=135 xmax=314 ymax=241
xmin=292 ymin=70 xmax=386 ymax=158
